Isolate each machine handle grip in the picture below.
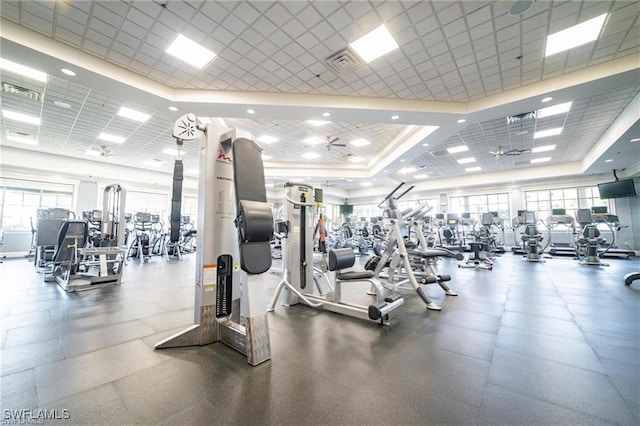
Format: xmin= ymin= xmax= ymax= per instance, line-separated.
xmin=285 ymin=195 xmax=316 ymax=207
xmin=378 ymin=182 xmax=406 ymax=209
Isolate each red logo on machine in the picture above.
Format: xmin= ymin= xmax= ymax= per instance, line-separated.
xmin=217 ymin=150 xmax=232 ymax=163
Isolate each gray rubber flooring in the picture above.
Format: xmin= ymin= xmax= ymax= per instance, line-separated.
xmin=1 ymin=251 xmax=639 ymax=425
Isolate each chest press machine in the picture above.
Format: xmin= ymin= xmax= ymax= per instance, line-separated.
xmin=155 ymin=114 xmax=273 ymax=366
xmin=268 ymin=183 xmax=404 ymax=324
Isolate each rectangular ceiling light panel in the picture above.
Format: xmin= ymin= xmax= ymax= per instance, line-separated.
xmin=98 ymin=133 xmax=126 ymax=143
xmin=465 ymin=167 xmax=481 ymax=172
xmin=306 ymin=120 xmax=331 ymax=127
xmin=256 ymin=135 xmax=278 ymax=144
xmin=545 ymin=14 xmax=607 ymax=56
xmin=537 ymin=102 xmax=572 ymax=119
xmin=0 ymin=58 xmax=48 ymax=82
xmin=534 ymin=127 xmax=563 ymax=139
xmin=447 ymin=145 xmax=469 ymax=154
xmin=118 ymin=106 xmax=151 ymax=122
xmin=531 ymin=157 xmax=551 ymax=163
xmin=349 ymin=24 xmax=399 ymax=63
xmin=531 ymin=144 xmax=556 ymax=153
xmin=457 ymin=157 xmax=476 ymax=164
xmin=166 ymin=34 xmax=216 ymax=69
xmin=2 ymin=109 xmax=41 ymax=125
xmin=302 ymin=152 xmax=320 ymax=159
xmin=350 ymin=138 xmax=371 ymax=147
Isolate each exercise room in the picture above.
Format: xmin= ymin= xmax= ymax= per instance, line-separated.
xmin=1 ymin=1 xmax=639 ymax=425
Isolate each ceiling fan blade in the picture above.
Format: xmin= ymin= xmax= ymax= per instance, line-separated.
xmin=332 ymin=143 xmax=347 ymax=147
xmin=328 ymin=136 xmax=340 ymax=144
xmin=504 ymin=149 xmax=524 ymax=156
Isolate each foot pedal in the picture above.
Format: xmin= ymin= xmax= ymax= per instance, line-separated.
xmin=368 ymin=302 xmax=387 ymax=320
xmin=384 ymin=294 xmax=402 ymax=303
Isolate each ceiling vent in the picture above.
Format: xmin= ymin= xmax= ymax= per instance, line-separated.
xmin=325 ymin=47 xmax=362 ymax=74
xmin=429 ymin=149 xmax=448 ymax=158
xmin=1 ymin=82 xmax=42 ymax=103
xmin=507 ymin=111 xmax=536 ymax=125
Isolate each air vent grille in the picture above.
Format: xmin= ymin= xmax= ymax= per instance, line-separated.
xmin=325 ymin=48 xmax=362 ymax=74
xmin=429 ymin=149 xmax=448 ymax=158
xmin=1 ymin=82 xmax=42 ymax=103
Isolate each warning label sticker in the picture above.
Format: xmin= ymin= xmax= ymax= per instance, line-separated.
xmin=203 ymin=265 xmax=216 ymax=292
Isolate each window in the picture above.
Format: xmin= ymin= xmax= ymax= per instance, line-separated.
xmin=125 ymin=191 xmax=168 ymax=220
xmin=449 ymin=193 xmax=510 ymax=222
xmin=0 ymin=187 xmax=73 ymax=231
xmin=525 ymin=186 xmax=608 ymax=219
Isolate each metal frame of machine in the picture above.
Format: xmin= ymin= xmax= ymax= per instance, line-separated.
xmin=268 ymin=182 xmax=404 ymax=323
xmin=155 ymin=114 xmax=272 ymax=366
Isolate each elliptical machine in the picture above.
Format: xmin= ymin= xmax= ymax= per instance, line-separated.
xmin=574 ymin=209 xmax=609 ymax=267
xmin=520 ymin=211 xmax=546 ymax=262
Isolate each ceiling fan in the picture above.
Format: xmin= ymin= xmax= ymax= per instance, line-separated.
xmin=489 ymin=145 xmax=531 ymax=157
xmin=324 ymin=136 xmax=346 ymax=150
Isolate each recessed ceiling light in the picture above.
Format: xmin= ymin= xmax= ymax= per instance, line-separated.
xmin=422 ymin=143 xmax=429 ymax=147
xmin=531 ymin=144 xmax=556 ymax=153
xmin=400 ymin=159 xmax=406 ymax=162
xmin=537 ymin=101 xmax=572 ymax=119
xmin=118 ymin=106 xmax=151 ymax=122
xmin=509 ymin=0 xmax=535 ymax=17
xmin=302 ymin=152 xmax=320 ymax=159
xmin=447 ymin=145 xmax=469 ymax=154
xmin=349 ymin=156 xmax=365 ymax=163
xmin=261 ymin=154 xmax=272 ymax=160
xmin=98 ymin=133 xmax=126 ymax=144
xmin=60 ymin=68 xmax=76 ymax=76
xmin=534 ymin=128 xmax=563 ymax=139
xmin=54 ymin=100 xmax=72 ymax=109
xmin=2 ymin=110 xmax=41 ymax=125
xmin=168 ymin=106 xmax=178 ymax=112
xmin=384 ymin=170 xmax=389 ymax=173
xmin=604 ymin=159 xmax=613 ymax=163
xmin=86 ymin=149 xmax=101 ymax=157
xmin=545 ymin=13 xmax=608 ymax=56
xmin=360 ymin=181 xmax=373 ymax=187
xmin=162 ymin=148 xmax=184 ymax=156
xmin=349 ymin=24 xmax=399 ymax=63
xmin=350 ymin=138 xmax=370 ymax=147
xmin=457 ymin=157 xmax=476 ymax=164
xmin=465 ymin=166 xmax=482 ymax=172
xmin=166 ymin=34 xmax=216 ymax=69
xmin=257 ymin=135 xmax=278 ymax=144
xmin=322 ymin=112 xmax=330 ymax=117
xmin=457 ymin=119 xmax=466 ymax=124
xmin=414 ymin=174 xmax=428 ymax=179
xmin=391 ymin=115 xmax=399 ymax=120
xmin=143 ymin=159 xmax=164 ymax=167
xmin=399 ymin=167 xmax=417 ymax=174
xmin=0 ymin=58 xmax=47 ymax=82
xmin=531 ymin=157 xmax=551 ymax=164
xmin=541 ymin=96 xmax=553 ymax=103
xmin=7 ymin=132 xmax=37 ymax=145
xmin=630 ymin=138 xmax=640 ymax=142
xmin=247 ymin=109 xmax=255 ymax=114
xmin=306 ymin=120 xmax=330 ymax=126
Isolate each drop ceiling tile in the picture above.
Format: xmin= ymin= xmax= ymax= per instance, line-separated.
xmin=85 ymin=28 xmax=113 ymax=48
xmin=55 ymin=28 xmax=83 ymax=47
xmin=21 ymin=10 xmax=53 ymax=35
xmin=415 ymin=15 xmax=439 ymax=37
xmin=437 ymin=1 xmax=463 ymax=25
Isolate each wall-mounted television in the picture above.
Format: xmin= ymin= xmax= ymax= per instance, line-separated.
xmin=597 ymin=179 xmax=636 ymax=199
xmin=339 ymin=204 xmax=354 ymax=215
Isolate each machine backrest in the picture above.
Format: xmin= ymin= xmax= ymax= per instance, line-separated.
xmin=582 ymin=224 xmax=600 ymax=238
xmin=52 ymin=220 xmax=88 ymax=263
xmin=481 ymin=213 xmax=493 ymax=226
xmin=328 ymin=248 xmax=355 ymax=271
xmin=576 ymin=209 xmax=593 ymax=226
xmin=524 ymin=224 xmax=538 ymax=236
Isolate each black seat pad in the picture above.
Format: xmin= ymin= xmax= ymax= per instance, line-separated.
xmin=337 ymin=271 xmax=374 ymax=280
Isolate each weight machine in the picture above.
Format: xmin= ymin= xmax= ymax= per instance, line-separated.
xmin=268 ymin=183 xmax=404 ymax=323
xmin=46 ymin=184 xmax=126 ymax=292
xmin=155 ymin=114 xmax=273 ymax=366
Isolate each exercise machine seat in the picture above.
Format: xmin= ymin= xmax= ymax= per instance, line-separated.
xmin=328 ymin=248 xmax=375 ymax=280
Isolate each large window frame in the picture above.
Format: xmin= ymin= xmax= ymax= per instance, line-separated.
xmin=525 ymin=186 xmax=609 ymax=220
xmin=0 ymin=187 xmax=73 ymax=231
xmin=449 ymin=193 xmax=511 ymax=222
